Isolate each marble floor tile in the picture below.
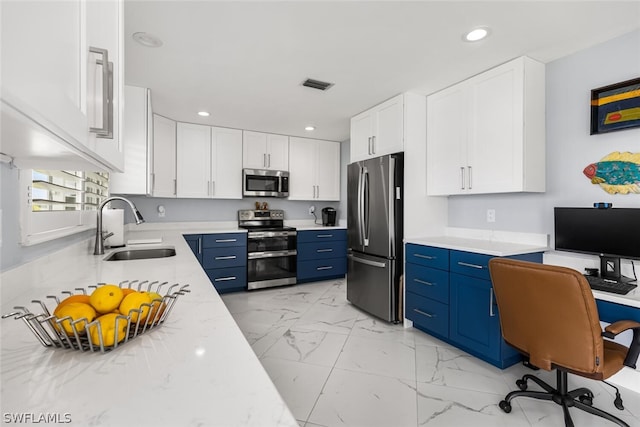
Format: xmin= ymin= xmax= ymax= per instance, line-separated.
xmin=293 ymin=303 xmax=360 ymax=335
xmin=262 ymin=327 xmax=348 ymax=367
xmin=350 ymin=316 xmax=417 ymax=346
xmin=335 ymin=334 xmax=416 ymax=381
xmin=260 ymin=357 xmax=332 ymax=423
xmin=307 ymin=368 xmax=417 ymax=427
xmin=417 ymin=382 xmax=530 ymax=427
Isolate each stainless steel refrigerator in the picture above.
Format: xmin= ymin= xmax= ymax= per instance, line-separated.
xmin=347 ymin=153 xmax=403 ymax=323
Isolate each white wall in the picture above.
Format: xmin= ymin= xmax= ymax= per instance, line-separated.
xmin=448 ymin=30 xmax=640 ymax=236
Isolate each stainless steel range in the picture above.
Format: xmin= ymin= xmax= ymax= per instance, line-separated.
xmin=238 ymin=209 xmax=297 ymax=290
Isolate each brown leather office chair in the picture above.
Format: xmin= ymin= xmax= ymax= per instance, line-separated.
xmin=488 ymin=258 xmax=640 ymax=427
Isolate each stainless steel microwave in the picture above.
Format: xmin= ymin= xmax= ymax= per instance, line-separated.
xmin=243 ymin=169 xmax=289 ymax=198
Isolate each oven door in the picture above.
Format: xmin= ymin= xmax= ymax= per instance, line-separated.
xmin=247 ymin=251 xmax=297 ymax=290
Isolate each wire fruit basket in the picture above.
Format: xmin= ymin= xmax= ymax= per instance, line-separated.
xmin=2 ymin=280 xmax=190 ymax=353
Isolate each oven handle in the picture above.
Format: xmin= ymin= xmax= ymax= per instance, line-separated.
xmin=248 ymin=231 xmax=297 ymax=238
xmin=248 ymin=250 xmax=297 ymax=259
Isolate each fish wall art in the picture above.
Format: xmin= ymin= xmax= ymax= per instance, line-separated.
xmin=583 ymin=151 xmax=640 ymax=194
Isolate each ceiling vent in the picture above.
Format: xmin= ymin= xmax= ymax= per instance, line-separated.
xmin=302 ymin=78 xmax=334 ymax=91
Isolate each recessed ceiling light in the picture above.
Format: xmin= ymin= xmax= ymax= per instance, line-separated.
xmin=198 ymin=111 xmax=210 ymax=117
xmin=305 ymin=126 xmax=315 ymax=131
xmin=132 ymin=32 xmax=163 ymax=48
xmin=463 ymin=27 xmax=490 ymax=42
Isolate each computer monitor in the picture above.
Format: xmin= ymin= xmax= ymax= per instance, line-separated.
xmin=554 ymin=207 xmax=640 ymax=282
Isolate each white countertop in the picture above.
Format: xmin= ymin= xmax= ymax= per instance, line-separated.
xmin=0 ymin=227 xmax=297 ymax=427
xmin=405 ymin=235 xmax=548 ymax=257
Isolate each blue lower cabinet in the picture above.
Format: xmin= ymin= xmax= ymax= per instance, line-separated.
xmin=405 ymin=244 xmax=542 ymax=369
xmin=206 ymin=266 xmax=247 ymax=293
xmin=406 ymin=292 xmax=449 ymax=341
xmin=185 ymin=232 xmax=247 ymax=293
xmin=296 ymin=229 xmax=347 ymax=283
xmin=298 ymin=257 xmax=347 ymax=282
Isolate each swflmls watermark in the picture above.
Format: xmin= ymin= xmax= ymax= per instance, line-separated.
xmin=3 ymin=413 xmax=72 ymax=424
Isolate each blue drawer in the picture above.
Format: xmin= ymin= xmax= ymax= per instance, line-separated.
xmin=450 ymin=250 xmax=493 ymax=280
xmin=298 ymin=240 xmax=347 ymax=261
xmin=405 ymin=263 xmax=449 ymax=304
xmin=202 ymin=233 xmax=246 ymax=248
xmin=298 ymin=257 xmax=347 ymax=281
xmin=406 ymin=244 xmax=449 ymax=271
xmin=206 ymin=266 xmax=247 ymax=293
xmin=202 ymin=246 xmax=246 ymax=269
xmin=297 ymin=229 xmax=346 ymax=243
xmin=406 ymin=292 xmax=449 ymax=339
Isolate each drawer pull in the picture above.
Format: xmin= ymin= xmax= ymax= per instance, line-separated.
xmin=215 ymin=239 xmax=237 ymax=243
xmin=317 ymin=249 xmax=333 ymax=253
xmin=215 ymin=255 xmax=237 ymax=260
xmin=457 ymin=261 xmax=484 ymax=269
xmin=414 ymin=254 xmax=435 ymax=260
xmin=317 ymin=266 xmax=333 ymax=271
xmin=414 ymin=279 xmax=434 ymax=286
xmin=413 ymin=308 xmax=435 ymax=318
xmin=214 ymin=276 xmax=237 ymax=282
xmin=317 ymin=234 xmax=333 ymax=238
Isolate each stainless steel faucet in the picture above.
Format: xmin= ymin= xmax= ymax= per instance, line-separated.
xmin=94 ymin=196 xmax=145 ymax=255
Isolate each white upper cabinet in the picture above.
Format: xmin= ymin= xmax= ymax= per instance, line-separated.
xmin=110 ymin=86 xmax=152 ymax=195
xmin=211 ymin=127 xmax=243 ymax=199
xmin=427 ymin=56 xmax=545 ymax=196
xmin=152 ymin=114 xmax=177 ymax=198
xmin=289 ymin=137 xmax=340 ymax=201
xmin=85 ymin=0 xmax=124 ymax=171
xmin=177 ymin=123 xmax=242 ymax=199
xmin=177 ymin=123 xmax=211 ymax=198
xmin=0 ymin=0 xmax=124 ymax=171
xmin=350 ymin=94 xmax=404 ymax=162
xmin=243 ymin=131 xmax=289 ymax=170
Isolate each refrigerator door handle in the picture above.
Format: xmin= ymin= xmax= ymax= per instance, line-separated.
xmin=357 ymin=165 xmax=364 ymax=246
xmin=362 ymin=166 xmax=370 ymax=246
xmin=348 ymin=254 xmax=386 ymax=268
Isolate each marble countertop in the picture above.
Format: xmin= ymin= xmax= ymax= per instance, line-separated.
xmin=0 ymin=228 xmax=297 ymax=427
xmin=405 ymin=235 xmax=548 ymax=257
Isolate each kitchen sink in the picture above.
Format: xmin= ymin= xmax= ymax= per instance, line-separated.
xmin=104 ymin=247 xmax=176 ymax=261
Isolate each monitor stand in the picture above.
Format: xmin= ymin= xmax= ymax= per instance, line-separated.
xmin=600 ymin=255 xmax=636 ymax=283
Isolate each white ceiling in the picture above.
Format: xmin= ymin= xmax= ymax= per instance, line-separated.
xmin=125 ymin=1 xmax=640 ymax=142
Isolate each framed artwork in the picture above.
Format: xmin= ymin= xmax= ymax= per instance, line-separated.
xmin=590 ymin=77 xmax=640 ymax=135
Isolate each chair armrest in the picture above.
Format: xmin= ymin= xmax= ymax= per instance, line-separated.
xmin=603 ymin=320 xmax=640 ymax=369
xmin=602 ymin=320 xmax=640 ymax=338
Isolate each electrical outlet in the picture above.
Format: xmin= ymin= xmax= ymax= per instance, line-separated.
xmin=486 ymin=209 xmax=496 ymax=223
xmin=158 ymin=205 xmax=166 ymax=218
xmin=308 ymin=205 xmax=315 ymax=215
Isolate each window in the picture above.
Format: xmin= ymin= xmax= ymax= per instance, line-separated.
xmin=20 ymin=169 xmax=109 ymax=245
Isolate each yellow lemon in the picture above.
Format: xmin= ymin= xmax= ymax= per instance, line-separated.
xmin=145 ymin=292 xmax=166 ymax=324
xmin=121 ymin=288 xmax=136 ymax=297
xmin=119 ymin=291 xmax=152 ymax=323
xmin=53 ymin=302 xmax=96 ymax=335
xmin=54 ymin=294 xmax=91 ymax=312
xmin=89 ymin=285 xmax=124 ymax=314
xmin=89 ymin=313 xmax=128 ymax=347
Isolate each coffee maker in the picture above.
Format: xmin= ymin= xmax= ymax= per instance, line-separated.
xmin=321 ymin=207 xmax=337 ymax=226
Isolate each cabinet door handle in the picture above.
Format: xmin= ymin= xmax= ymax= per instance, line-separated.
xmin=413 ymin=308 xmax=435 ymax=318
xmin=468 ymin=166 xmax=472 ymax=190
xmin=268 ymin=153 xmax=271 ymax=168
xmin=460 ymin=166 xmax=465 ymax=190
xmin=174 ymin=179 xmax=177 ymax=195
xmin=368 ymin=137 xmax=372 ymax=155
xmin=151 ymin=173 xmax=155 ymax=194
xmin=414 ymin=254 xmax=435 ymax=260
xmin=263 ymin=153 xmax=267 ymax=167
xmin=212 ymin=180 xmax=215 ymax=196
xmin=489 ymin=287 xmax=496 ymax=317
xmin=89 ymin=46 xmax=113 ymax=139
xmin=214 ymin=276 xmax=237 ymax=282
xmin=317 ymin=249 xmax=333 ymax=253
xmin=317 ymin=234 xmax=333 ymax=238
xmin=457 ymin=261 xmax=484 ymax=269
xmin=215 ymin=255 xmax=237 ymax=260
xmin=414 ymin=278 xmax=434 ymax=286
xmin=198 ymin=237 xmax=202 ymax=255
xmin=371 ymin=135 xmax=376 ymax=154
xmin=215 ymin=239 xmax=237 ymax=243
xmin=317 ymin=266 xmax=333 ymax=271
